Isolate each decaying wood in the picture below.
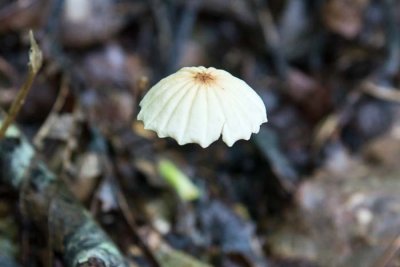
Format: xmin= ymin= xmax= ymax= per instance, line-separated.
xmin=0 ymin=117 xmax=127 ymax=267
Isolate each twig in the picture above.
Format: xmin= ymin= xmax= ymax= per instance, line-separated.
xmin=374 ymin=234 xmax=400 ymax=267
xmin=33 ymin=75 xmax=70 ymax=149
xmin=114 ymin=182 xmax=161 ymax=267
xmin=311 ymin=90 xmax=362 ymax=152
xmin=89 ymin=128 xmax=161 ymax=267
xmin=361 ymin=81 xmax=400 ymax=103
xmin=0 ymin=31 xmax=43 ymax=140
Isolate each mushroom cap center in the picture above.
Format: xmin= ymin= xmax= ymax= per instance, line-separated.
xmin=192 ymin=71 xmax=216 ymax=86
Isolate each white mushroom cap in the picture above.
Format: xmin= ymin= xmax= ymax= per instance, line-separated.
xmin=137 ymin=66 xmax=268 ymax=148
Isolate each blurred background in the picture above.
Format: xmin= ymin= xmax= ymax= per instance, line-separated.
xmin=1 ymin=0 xmax=400 ymax=266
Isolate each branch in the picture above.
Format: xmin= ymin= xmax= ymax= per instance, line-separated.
xmin=0 ymin=118 xmax=127 ymax=267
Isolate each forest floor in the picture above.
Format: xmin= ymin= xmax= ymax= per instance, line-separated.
xmin=1 ymin=0 xmax=400 ymax=266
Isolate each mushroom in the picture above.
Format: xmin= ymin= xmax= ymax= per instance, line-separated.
xmin=137 ymin=66 xmax=267 ymax=148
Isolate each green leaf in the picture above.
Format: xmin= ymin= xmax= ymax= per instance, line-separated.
xmin=158 ymin=159 xmax=200 ymax=201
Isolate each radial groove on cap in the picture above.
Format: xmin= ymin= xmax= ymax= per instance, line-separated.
xmin=137 ymin=66 xmax=268 ymax=148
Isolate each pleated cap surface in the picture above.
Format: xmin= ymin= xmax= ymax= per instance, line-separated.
xmin=137 ymin=66 xmax=267 ymax=148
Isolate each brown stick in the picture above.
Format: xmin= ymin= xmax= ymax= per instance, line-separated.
xmin=0 ymin=31 xmax=43 ymax=140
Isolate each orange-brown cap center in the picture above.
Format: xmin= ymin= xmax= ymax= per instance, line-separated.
xmin=193 ymin=71 xmax=216 ymax=86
